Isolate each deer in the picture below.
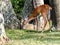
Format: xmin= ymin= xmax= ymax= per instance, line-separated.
xmin=22 ymin=4 xmax=52 ymax=31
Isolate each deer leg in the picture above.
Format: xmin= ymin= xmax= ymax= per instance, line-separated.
xmin=35 ymin=17 xmax=39 ymax=31
xmin=42 ymin=15 xmax=48 ymax=31
xmin=35 ymin=18 xmax=37 ymax=31
xmin=34 ymin=18 xmax=38 ymax=31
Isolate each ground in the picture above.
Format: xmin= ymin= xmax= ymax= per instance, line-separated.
xmin=5 ymin=29 xmax=60 ymax=45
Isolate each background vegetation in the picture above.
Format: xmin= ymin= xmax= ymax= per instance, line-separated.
xmin=11 ymin=0 xmax=25 ymax=20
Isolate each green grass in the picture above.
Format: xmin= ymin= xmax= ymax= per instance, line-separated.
xmin=6 ymin=29 xmax=60 ymax=45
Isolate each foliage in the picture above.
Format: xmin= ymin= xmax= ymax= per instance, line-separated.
xmin=6 ymin=29 xmax=60 ymax=45
xmin=11 ymin=0 xmax=25 ymax=20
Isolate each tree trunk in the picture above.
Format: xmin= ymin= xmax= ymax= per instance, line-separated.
xmin=52 ymin=0 xmax=60 ymax=30
xmin=33 ymin=0 xmax=44 ymax=8
xmin=1 ymin=0 xmax=20 ymax=29
xmin=22 ymin=0 xmax=34 ymax=19
xmin=0 ymin=0 xmax=11 ymax=44
xmin=0 ymin=13 xmax=10 ymax=44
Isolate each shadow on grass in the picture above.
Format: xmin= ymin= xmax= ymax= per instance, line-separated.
xmin=22 ymin=29 xmax=52 ymax=33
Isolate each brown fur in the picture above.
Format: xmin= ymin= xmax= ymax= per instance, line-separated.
xmin=23 ymin=4 xmax=52 ymax=30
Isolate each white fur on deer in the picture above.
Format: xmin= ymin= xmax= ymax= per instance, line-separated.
xmin=39 ymin=16 xmax=50 ymax=30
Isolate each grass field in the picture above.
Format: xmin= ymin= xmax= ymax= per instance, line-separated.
xmin=5 ymin=29 xmax=60 ymax=45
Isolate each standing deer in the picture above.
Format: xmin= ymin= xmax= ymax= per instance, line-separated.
xmin=23 ymin=4 xmax=52 ymax=31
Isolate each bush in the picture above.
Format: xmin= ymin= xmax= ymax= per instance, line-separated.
xmin=11 ymin=0 xmax=25 ymax=20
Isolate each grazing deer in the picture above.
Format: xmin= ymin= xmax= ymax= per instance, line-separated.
xmin=23 ymin=4 xmax=52 ymax=30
